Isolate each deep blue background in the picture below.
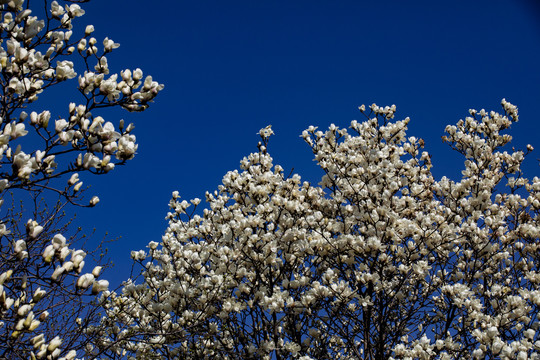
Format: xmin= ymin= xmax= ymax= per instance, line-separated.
xmin=65 ymin=0 xmax=540 ymax=286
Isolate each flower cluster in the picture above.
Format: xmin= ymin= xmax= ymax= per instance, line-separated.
xmin=93 ymin=100 xmax=539 ymax=359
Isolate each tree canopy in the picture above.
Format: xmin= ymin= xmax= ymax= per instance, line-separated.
xmin=92 ymin=101 xmax=540 ymax=360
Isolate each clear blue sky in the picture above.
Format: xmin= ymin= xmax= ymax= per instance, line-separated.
xmin=67 ymin=0 xmax=540 ymax=287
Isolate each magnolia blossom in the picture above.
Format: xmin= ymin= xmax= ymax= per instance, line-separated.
xmin=56 ymin=60 xmax=76 ymax=80
xmin=117 ymin=134 xmax=137 ymax=159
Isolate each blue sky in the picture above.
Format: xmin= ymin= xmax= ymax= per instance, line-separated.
xmin=66 ymin=0 xmax=540 ymax=286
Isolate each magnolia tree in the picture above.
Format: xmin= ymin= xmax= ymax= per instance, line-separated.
xmin=92 ymin=99 xmax=540 ymax=360
xmin=0 ymin=0 xmax=162 ymax=359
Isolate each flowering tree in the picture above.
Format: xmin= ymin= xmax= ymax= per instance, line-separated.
xmin=93 ymin=99 xmax=540 ymax=360
xmin=0 ymin=0 xmax=162 ymax=359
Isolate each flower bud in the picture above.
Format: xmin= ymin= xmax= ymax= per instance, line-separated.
xmin=92 ymin=266 xmax=102 ymax=277
xmin=33 ymin=288 xmax=46 ymax=303
xmin=74 ymin=181 xmax=83 ymax=192
xmin=85 ymin=25 xmax=94 ymax=35
xmin=68 ymin=173 xmax=79 ymax=186
xmin=89 ymin=196 xmax=99 ymax=207
xmin=47 ymin=336 xmax=62 ymax=352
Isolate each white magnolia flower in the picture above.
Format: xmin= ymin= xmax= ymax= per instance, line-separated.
xmin=56 ymin=60 xmax=76 ymax=80
xmin=76 ymin=273 xmax=94 ymax=289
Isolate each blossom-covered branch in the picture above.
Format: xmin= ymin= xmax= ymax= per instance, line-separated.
xmin=0 ymin=0 xmax=162 ymax=358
